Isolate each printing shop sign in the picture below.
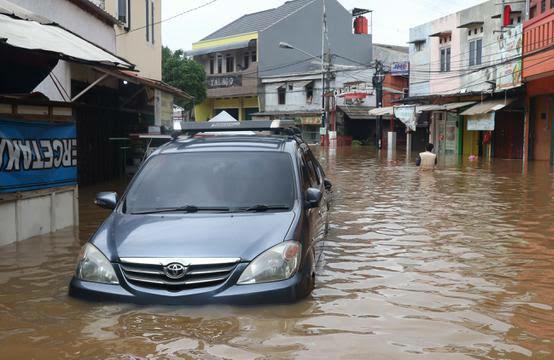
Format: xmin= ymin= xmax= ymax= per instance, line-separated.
xmin=0 ymin=119 xmax=77 ymax=193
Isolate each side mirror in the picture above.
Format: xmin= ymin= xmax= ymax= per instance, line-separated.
xmin=95 ymin=192 xmax=117 ymax=210
xmin=305 ymin=188 xmax=322 ymax=209
xmin=324 ymin=178 xmax=333 ymax=190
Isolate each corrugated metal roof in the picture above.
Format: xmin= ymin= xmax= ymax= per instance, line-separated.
xmin=0 ymin=13 xmax=133 ymax=69
xmin=201 ymin=0 xmax=316 ymax=41
xmin=186 ymin=40 xmax=253 ymax=57
xmin=369 ymin=102 xmax=475 ymax=117
xmin=368 ymin=107 xmax=394 ymax=116
xmin=338 ymin=105 xmax=375 ymax=120
xmin=460 ymin=99 xmax=515 ymax=116
xmin=117 ymin=70 xmax=193 ymax=99
xmin=417 ymin=102 xmax=476 ymax=112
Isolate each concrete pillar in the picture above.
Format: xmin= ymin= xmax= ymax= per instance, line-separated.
xmin=406 ymin=132 xmax=412 ymax=158
xmin=387 ymin=131 xmax=397 ymax=152
xmin=523 ymin=96 xmax=530 ymax=172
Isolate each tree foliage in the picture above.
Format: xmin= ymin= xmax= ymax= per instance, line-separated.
xmin=162 ymin=46 xmax=206 ymax=109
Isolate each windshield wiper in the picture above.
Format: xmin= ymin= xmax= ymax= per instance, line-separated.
xmin=130 ymin=205 xmax=230 ymax=215
xmin=240 ymin=204 xmax=291 ymax=212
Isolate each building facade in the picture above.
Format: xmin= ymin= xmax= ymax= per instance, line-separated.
xmin=189 ymin=0 xmax=372 ymax=123
xmin=407 ymin=0 xmax=526 ymax=160
xmin=104 ymin=0 xmax=162 ymax=80
xmin=523 ymin=0 xmax=554 ymax=165
xmin=0 ymin=0 xmax=187 ymax=246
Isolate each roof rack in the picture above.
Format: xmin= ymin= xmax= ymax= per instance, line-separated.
xmin=171 ymin=120 xmax=301 ymax=139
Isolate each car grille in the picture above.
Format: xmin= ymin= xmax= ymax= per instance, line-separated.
xmin=119 ymin=260 xmax=239 ymax=291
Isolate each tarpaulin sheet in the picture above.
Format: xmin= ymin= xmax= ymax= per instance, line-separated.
xmin=0 ymin=119 xmax=77 ymax=193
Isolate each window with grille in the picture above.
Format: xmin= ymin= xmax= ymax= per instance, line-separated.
xmin=226 ymin=55 xmax=234 ymax=73
xmin=440 ymin=47 xmax=451 ymax=72
xmin=278 ymin=86 xmax=286 ymax=105
xmin=469 ymin=39 xmax=482 ymax=66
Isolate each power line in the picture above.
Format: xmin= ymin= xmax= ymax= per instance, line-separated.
xmin=410 ymin=45 xmax=554 ymax=96
xmin=117 ymin=0 xmax=220 ymax=36
xmin=410 ymin=28 xmax=525 ymax=70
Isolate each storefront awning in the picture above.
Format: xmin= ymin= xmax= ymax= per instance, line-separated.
xmin=460 ymin=99 xmax=515 ymax=116
xmin=368 ymin=106 xmax=394 ymax=116
xmin=338 ymin=105 xmax=374 ymax=120
xmin=0 ymin=13 xmax=133 ymax=69
xmin=417 ymin=101 xmax=476 ymax=112
xmin=186 ymin=39 xmax=256 ymax=57
xmin=101 ymin=69 xmax=193 ymax=99
xmin=368 ymin=102 xmax=475 ymax=117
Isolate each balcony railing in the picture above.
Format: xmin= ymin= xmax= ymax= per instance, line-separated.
xmin=523 ymin=12 xmax=554 ymax=79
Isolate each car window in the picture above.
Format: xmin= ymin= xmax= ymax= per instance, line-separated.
xmin=302 ymin=151 xmax=319 ymax=188
xmin=297 ymin=150 xmax=310 ymax=190
xmin=124 ymin=151 xmax=296 ymax=213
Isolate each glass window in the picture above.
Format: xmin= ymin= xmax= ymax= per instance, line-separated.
xmin=226 ymin=55 xmax=234 ymax=73
xmin=306 ymin=82 xmax=314 ymax=104
xmin=469 ymin=41 xmax=475 ymax=66
xmin=542 ymin=0 xmax=546 ymax=13
xmin=469 ymin=39 xmax=482 ymax=66
xmin=117 ymin=0 xmax=128 ymax=25
xmin=243 ymin=53 xmax=250 ymax=69
xmin=151 ymin=0 xmax=155 ymax=44
xmin=125 ymin=152 xmax=296 ymax=213
xmin=209 ymin=57 xmax=215 ymax=75
xmin=251 ymin=52 xmax=257 ymax=63
xmin=530 ymin=5 xmax=537 ymax=18
xmin=278 ymin=86 xmax=286 ymax=105
xmin=440 ymin=47 xmax=451 ymax=72
xmin=476 ymin=39 xmax=482 ymax=65
xmin=217 ymin=55 xmax=223 ymax=73
xmin=145 ymin=0 xmax=149 ymax=42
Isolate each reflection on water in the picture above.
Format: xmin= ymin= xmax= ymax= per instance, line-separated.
xmin=0 ymin=147 xmax=553 ymax=359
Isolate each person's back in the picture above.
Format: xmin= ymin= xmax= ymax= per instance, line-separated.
xmin=416 ymin=144 xmax=437 ymax=170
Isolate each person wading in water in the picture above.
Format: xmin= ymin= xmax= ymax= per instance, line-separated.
xmin=416 ymin=143 xmax=437 ymax=170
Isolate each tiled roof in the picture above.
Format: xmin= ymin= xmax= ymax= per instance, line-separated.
xmin=201 ymin=0 xmax=316 ymax=41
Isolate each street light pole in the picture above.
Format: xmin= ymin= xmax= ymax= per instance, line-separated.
xmin=279 ymin=41 xmax=329 ymax=144
xmin=372 ymin=60 xmax=385 ymax=149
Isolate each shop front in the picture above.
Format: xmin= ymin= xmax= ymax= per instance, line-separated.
xmin=460 ymin=99 xmax=523 ymax=160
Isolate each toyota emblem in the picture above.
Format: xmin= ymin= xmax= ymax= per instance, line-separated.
xmin=163 ymin=263 xmax=188 ymax=280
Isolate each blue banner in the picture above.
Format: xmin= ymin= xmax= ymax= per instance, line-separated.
xmin=0 ymin=119 xmax=77 ymax=193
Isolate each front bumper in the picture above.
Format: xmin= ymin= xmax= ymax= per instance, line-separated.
xmin=68 ymin=263 xmax=312 ymax=305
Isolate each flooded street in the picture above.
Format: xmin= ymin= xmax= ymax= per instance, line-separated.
xmin=1 ymin=147 xmax=553 ymax=359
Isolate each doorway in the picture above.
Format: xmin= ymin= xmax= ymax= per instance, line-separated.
xmin=532 ymin=96 xmax=552 ymax=162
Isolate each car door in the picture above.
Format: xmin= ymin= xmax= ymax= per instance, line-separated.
xmin=302 ymin=149 xmax=326 ymax=266
xmin=307 ymin=150 xmax=330 ymax=231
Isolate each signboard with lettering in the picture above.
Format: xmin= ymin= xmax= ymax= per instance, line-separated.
xmin=467 ymin=113 xmax=495 ymax=131
xmin=391 ymin=62 xmax=410 ymax=76
xmin=394 ymin=105 xmax=417 ymax=131
xmin=207 ymin=75 xmax=242 ymax=89
xmin=495 ymin=24 xmax=522 ymax=91
xmin=0 ymin=119 xmax=77 ymax=193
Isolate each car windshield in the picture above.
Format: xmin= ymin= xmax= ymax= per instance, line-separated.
xmin=124 ymin=151 xmax=296 ymax=214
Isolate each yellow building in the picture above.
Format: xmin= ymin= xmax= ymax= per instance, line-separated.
xmin=190 ymin=32 xmax=260 ymax=121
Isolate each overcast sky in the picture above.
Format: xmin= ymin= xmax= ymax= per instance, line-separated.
xmin=162 ymin=0 xmax=486 ymax=51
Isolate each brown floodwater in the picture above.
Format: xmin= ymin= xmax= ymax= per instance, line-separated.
xmin=1 ymin=147 xmax=553 ymax=359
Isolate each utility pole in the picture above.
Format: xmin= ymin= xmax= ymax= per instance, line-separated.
xmin=321 ymin=0 xmax=328 ymax=145
xmin=372 ymin=60 xmax=385 ymax=149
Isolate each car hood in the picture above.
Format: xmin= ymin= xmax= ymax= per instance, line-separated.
xmin=91 ymin=211 xmax=296 ymax=262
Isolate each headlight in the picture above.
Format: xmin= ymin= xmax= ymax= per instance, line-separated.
xmin=237 ymin=241 xmax=302 ymax=285
xmin=75 ymin=243 xmax=119 ymax=284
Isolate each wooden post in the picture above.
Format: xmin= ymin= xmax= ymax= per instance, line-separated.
xmin=523 ymin=96 xmax=530 ymax=173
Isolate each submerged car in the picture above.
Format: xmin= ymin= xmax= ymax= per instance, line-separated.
xmin=69 ymin=121 xmax=331 ymax=304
